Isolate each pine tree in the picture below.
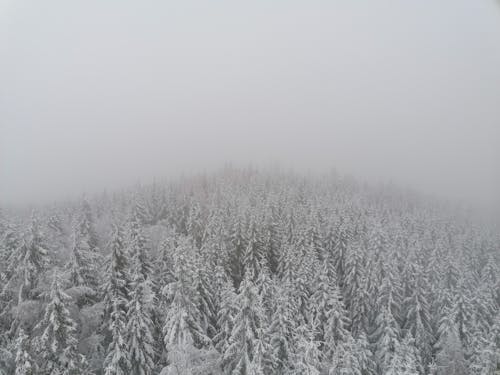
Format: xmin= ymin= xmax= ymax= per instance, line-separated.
xmin=145 ymin=183 xmax=167 ymax=225
xmin=294 ymin=246 xmax=314 ymax=324
xmin=452 ymin=279 xmax=476 ymax=349
xmin=10 ymin=212 xmax=50 ymax=302
xmin=289 ymin=323 xmax=322 ymax=375
xmin=434 ymin=322 xmax=468 ymax=375
xmin=126 ymin=275 xmax=155 ymax=375
xmin=0 ymin=224 xmax=20 ymax=321
xmin=262 ymin=207 xmax=281 ymax=274
xmin=243 ymin=217 xmax=264 ymax=279
xmin=36 ymin=272 xmax=85 ymax=375
xmin=68 ymin=227 xmax=99 ymax=295
xmin=186 ymin=201 xmax=204 ymax=249
xmin=103 ymin=225 xmax=130 ymax=327
xmin=104 ymin=299 xmax=129 ymax=375
xmin=323 ymin=290 xmax=351 ymax=360
xmin=128 ymin=202 xmax=152 ymax=281
xmin=468 ymin=325 xmax=497 ymax=375
xmin=398 ymin=334 xmax=421 ymax=375
xmin=103 ymin=225 xmax=131 ymax=375
xmin=213 ymin=279 xmax=237 ymax=354
xmin=78 ymin=198 xmax=98 ymax=252
xmin=329 ymin=335 xmax=362 ymax=375
xmin=471 ymin=282 xmax=497 ymax=334
xmin=372 ymin=305 xmax=400 ymax=374
xmin=353 ymin=330 xmax=374 ymax=375
xmin=333 ymin=223 xmax=350 ymax=282
xmin=222 ymin=270 xmax=265 ymax=374
xmin=280 ymin=210 xmax=295 ymax=246
xmin=269 ymin=286 xmax=295 ymax=374
xmin=0 ymin=224 xmax=19 ymax=279
xmin=14 ymin=329 xmax=35 ymax=375
xmin=250 ymin=327 xmax=275 ymax=375
xmin=309 ymin=261 xmax=332 ymax=342
xmin=47 ymin=213 xmax=65 ymax=239
xmin=163 ymin=237 xmax=210 ymax=350
xmin=377 ymin=262 xmax=403 ymax=325
xmin=277 ymin=244 xmax=296 ymax=285
xmin=196 ymin=264 xmax=218 ymax=340
xmin=309 ymin=262 xmax=350 ymax=360
xmin=343 ymin=242 xmax=369 ymax=337
xmin=403 ymin=266 xmax=433 ymax=367
xmin=256 ymin=260 xmax=275 ymax=321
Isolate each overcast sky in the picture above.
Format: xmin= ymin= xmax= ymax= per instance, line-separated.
xmin=1 ymin=0 xmax=499 ymax=207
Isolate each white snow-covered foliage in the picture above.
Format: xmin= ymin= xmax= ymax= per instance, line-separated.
xmin=14 ymin=329 xmax=35 ymax=375
xmin=0 ymin=168 xmax=498 ymax=374
xmin=35 ymin=272 xmax=87 ymax=374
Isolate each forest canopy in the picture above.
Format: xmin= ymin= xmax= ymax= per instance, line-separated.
xmin=0 ymin=168 xmax=499 ymax=374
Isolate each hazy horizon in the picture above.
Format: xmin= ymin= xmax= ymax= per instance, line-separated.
xmin=1 ymin=0 xmax=500 ymax=208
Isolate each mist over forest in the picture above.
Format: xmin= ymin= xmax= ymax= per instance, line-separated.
xmin=1 ymin=0 xmax=500 ymax=374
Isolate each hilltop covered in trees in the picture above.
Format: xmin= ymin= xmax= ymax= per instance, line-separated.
xmin=0 ymin=168 xmax=499 ymax=374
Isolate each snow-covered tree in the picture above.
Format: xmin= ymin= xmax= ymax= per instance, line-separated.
xmin=7 ymin=212 xmax=49 ymax=302
xmin=163 ymin=237 xmax=210 ymax=357
xmin=78 ymin=198 xmax=98 ymax=252
xmin=126 ymin=275 xmax=155 ymax=375
xmin=128 ymin=201 xmax=152 ymax=281
xmin=372 ymin=304 xmax=400 ymax=374
xmin=269 ymin=286 xmax=296 ymax=374
xmin=36 ymin=272 xmax=86 ymax=375
xmin=222 ymin=270 xmax=265 ymax=374
xmin=403 ymin=266 xmax=433 ymax=367
xmin=289 ymin=323 xmax=322 ymax=375
xmin=14 ymin=329 xmax=35 ymax=375
xmin=67 ymin=226 xmax=99 ymax=301
xmin=434 ymin=323 xmax=468 ymax=375
xmin=103 ymin=225 xmax=131 ymax=375
xmin=103 ymin=224 xmax=130 ymax=316
xmin=213 ymin=279 xmax=237 ymax=354
xmin=103 ymin=300 xmax=129 ymax=375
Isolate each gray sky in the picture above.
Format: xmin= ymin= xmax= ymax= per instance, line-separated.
xmin=1 ymin=0 xmax=500 ymax=207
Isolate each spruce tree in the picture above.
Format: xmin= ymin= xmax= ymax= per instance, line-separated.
xmin=434 ymin=322 xmax=468 ymax=375
xmin=104 ymin=299 xmax=129 ymax=375
xmin=403 ymin=266 xmax=433 ymax=367
xmin=289 ymin=323 xmax=322 ymax=375
xmin=243 ymin=217 xmax=264 ymax=279
xmin=372 ymin=305 xmax=400 ymax=374
xmin=14 ymin=329 xmax=35 ymax=375
xmin=309 ymin=261 xmax=350 ymax=360
xmin=36 ymin=272 xmax=85 ymax=375
xmin=328 ymin=335 xmax=362 ymax=375
xmin=163 ymin=237 xmax=210 ymax=350
xmin=9 ymin=212 xmax=49 ymax=302
xmin=126 ymin=275 xmax=155 ymax=375
xmin=269 ymin=286 xmax=295 ymax=374
xmin=103 ymin=224 xmax=130 ymax=326
xmin=213 ymin=279 xmax=237 ymax=354
xmin=68 ymin=227 xmax=99 ymax=297
xmin=128 ymin=202 xmax=152 ymax=281
xmin=0 ymin=225 xmax=19 ymax=279
xmin=103 ymin=225 xmax=131 ymax=375
xmin=229 ymin=213 xmax=247 ymax=288
xmin=262 ymin=207 xmax=281 ymax=274
xmin=78 ymin=198 xmax=98 ymax=252
xmin=222 ymin=270 xmax=265 ymax=374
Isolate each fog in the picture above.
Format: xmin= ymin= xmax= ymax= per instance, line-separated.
xmin=1 ymin=0 xmax=499 ymax=208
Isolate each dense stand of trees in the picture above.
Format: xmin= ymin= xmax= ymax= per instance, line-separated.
xmin=0 ymin=168 xmax=499 ymax=374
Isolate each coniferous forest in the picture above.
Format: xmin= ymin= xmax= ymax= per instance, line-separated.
xmin=0 ymin=168 xmax=499 ymax=375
